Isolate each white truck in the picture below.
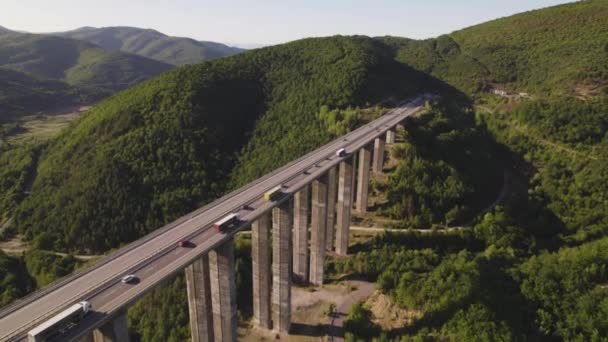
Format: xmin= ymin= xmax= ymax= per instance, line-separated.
xmin=27 ymin=301 xmax=91 ymax=342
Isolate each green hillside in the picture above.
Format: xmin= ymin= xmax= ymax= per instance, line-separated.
xmin=382 ymin=0 xmax=608 ymax=96
xmin=0 ymin=69 xmax=78 ymax=122
xmin=1 ymin=1 xmax=607 ymax=340
xmin=56 ymin=26 xmax=243 ymax=66
xmin=13 ymin=36 xmax=439 ymax=253
xmin=0 ymin=32 xmax=172 ymax=94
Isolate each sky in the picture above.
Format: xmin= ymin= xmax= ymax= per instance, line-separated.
xmin=1 ymin=0 xmax=571 ymax=48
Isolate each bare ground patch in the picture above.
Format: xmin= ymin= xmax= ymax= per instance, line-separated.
xmin=364 ymin=291 xmax=422 ymax=331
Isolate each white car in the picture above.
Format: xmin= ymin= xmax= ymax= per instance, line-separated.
xmin=121 ymin=274 xmax=137 ymax=284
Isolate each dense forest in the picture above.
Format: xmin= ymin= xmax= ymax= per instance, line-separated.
xmin=0 ymin=0 xmax=606 ymax=340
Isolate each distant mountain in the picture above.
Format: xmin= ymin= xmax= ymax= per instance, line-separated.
xmin=55 ymin=26 xmax=243 ymax=66
xmin=0 ymin=26 xmax=13 ymax=34
xmin=0 ymin=31 xmax=172 ymax=95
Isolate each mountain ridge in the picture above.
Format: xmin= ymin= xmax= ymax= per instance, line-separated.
xmin=54 ymin=26 xmax=244 ymax=66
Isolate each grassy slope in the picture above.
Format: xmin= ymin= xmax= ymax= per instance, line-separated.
xmin=0 ymin=32 xmax=173 ymax=93
xmin=13 ymin=36 xmax=439 ymax=253
xmin=56 ymin=26 xmax=243 ymax=66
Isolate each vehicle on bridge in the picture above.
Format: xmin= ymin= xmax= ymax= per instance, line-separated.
xmin=263 ymin=185 xmax=283 ymax=201
xmin=336 ymin=148 xmax=346 ymax=157
xmin=27 ymin=301 xmax=91 ymax=342
xmin=178 ymin=240 xmax=194 ymax=248
xmin=121 ymin=274 xmax=138 ymax=284
xmin=213 ymin=213 xmax=239 ymax=232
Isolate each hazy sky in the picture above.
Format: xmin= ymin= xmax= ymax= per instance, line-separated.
xmin=1 ymin=0 xmax=570 ymax=47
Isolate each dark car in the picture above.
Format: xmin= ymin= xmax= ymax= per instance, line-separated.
xmin=178 ymin=240 xmax=194 ymax=248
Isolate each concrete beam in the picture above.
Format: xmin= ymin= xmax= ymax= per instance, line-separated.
xmin=93 ymin=311 xmax=129 ymax=342
xmin=310 ymin=175 xmax=328 ymax=286
xmin=209 ymin=239 xmax=237 ymax=342
xmin=335 ymin=157 xmax=354 ymax=255
xmin=292 ymin=186 xmax=309 ymax=283
xmin=355 ymin=145 xmax=371 ymax=213
xmin=386 ymin=129 xmax=395 ymax=144
xmin=325 ymin=166 xmax=337 ymax=252
xmin=252 ymin=214 xmax=272 ymax=329
xmin=372 ymin=137 xmax=385 ymax=174
xmin=185 ymin=255 xmax=214 ymax=342
xmin=272 ymin=201 xmax=292 ymax=333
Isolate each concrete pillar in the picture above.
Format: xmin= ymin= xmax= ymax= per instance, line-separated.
xmin=79 ymin=333 xmax=95 ymax=342
xmin=310 ymin=175 xmax=328 ymax=286
xmin=93 ymin=311 xmax=129 ymax=342
xmin=351 ymin=151 xmax=358 ymax=206
xmin=209 ymin=239 xmax=237 ymax=342
xmin=272 ymin=201 xmax=292 ymax=333
xmin=325 ymin=166 xmax=337 ymax=252
xmin=372 ymin=137 xmax=385 ymax=174
xmin=185 ymin=255 xmax=214 ymax=342
xmin=335 ymin=157 xmax=354 ymax=255
xmin=386 ymin=129 xmax=395 ymax=144
xmin=355 ymin=145 xmax=371 ymax=213
xmin=252 ymin=214 xmax=271 ymax=329
xmin=292 ymin=186 xmax=309 ymax=283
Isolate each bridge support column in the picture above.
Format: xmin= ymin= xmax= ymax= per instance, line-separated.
xmin=310 ymin=175 xmax=328 ymax=286
xmin=373 ymin=137 xmax=385 ymax=174
xmin=209 ymin=239 xmax=237 ymax=342
xmin=292 ymin=186 xmax=309 ymax=283
xmin=93 ymin=311 xmax=129 ymax=342
xmin=272 ymin=200 xmax=292 ymax=333
xmin=335 ymin=157 xmax=354 ymax=255
xmin=185 ymin=255 xmax=214 ymax=342
xmin=355 ymin=145 xmax=371 ymax=213
xmin=325 ymin=166 xmax=337 ymax=252
xmin=252 ymin=213 xmax=272 ymax=329
xmin=78 ymin=333 xmax=94 ymax=342
xmin=386 ymin=129 xmax=395 ymax=144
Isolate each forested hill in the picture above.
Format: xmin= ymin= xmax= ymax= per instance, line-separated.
xmin=13 ymin=36 xmax=441 ymax=253
xmin=55 ymin=26 xmax=243 ymax=66
xmin=2 ymin=2 xmax=607 ymax=340
xmin=381 ymin=0 xmax=607 ymax=95
xmin=0 ymin=32 xmax=172 ymax=95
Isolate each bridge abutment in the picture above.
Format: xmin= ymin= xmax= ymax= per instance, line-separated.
xmin=252 ymin=213 xmax=272 ymax=329
xmin=272 ymin=201 xmax=292 ymax=333
xmin=185 ymin=255 xmax=215 ymax=342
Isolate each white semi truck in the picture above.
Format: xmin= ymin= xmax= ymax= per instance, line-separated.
xmin=27 ymin=301 xmax=91 ymax=342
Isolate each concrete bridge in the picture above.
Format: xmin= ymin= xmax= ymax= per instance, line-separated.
xmin=0 ymin=96 xmax=429 ymax=342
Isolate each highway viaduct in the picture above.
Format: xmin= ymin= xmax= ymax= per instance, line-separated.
xmin=0 ymin=96 xmax=429 ymax=342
